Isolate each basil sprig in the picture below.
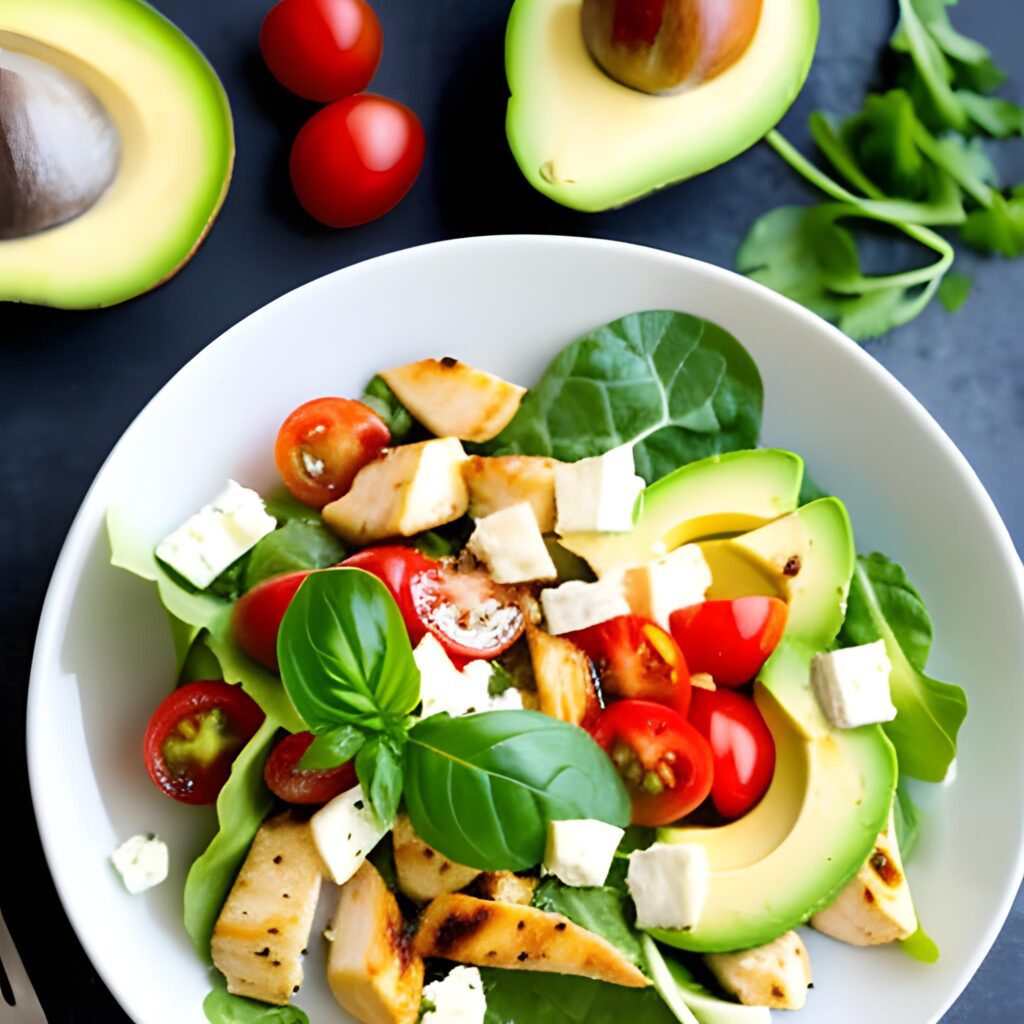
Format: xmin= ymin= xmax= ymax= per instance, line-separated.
xmin=276 ymin=568 xmax=629 ymax=864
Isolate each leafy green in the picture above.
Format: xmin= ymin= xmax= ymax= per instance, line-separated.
xmin=839 ymin=553 xmax=967 ymax=781
xmin=184 ymin=718 xmax=278 ymax=956
xmin=894 ymin=776 xmax=923 ymax=860
xmin=937 ymin=270 xmax=972 ymax=312
xmin=481 ymin=311 xmax=762 ymax=485
xmin=361 ymin=374 xmax=414 ymax=440
xmin=297 ymin=723 xmax=365 ymax=771
xmin=355 ymin=734 xmax=405 ymax=825
xmin=488 ymin=661 xmax=518 ymax=697
xmin=277 ymin=569 xmax=420 ymax=734
xmin=902 ymin=919 xmax=941 ymax=963
xmin=244 ymin=521 xmax=345 ymax=591
xmin=409 ymin=516 xmax=474 ymax=559
xmin=203 ymin=980 xmax=309 ymax=1023
xmin=404 ymin=711 xmax=631 ymax=870
xmin=262 ymin=486 xmax=322 ymax=526
xmin=961 ymin=188 xmax=1024 ymax=257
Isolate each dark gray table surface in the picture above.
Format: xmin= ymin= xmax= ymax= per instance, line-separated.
xmin=2 ymin=0 xmax=1021 ymax=1020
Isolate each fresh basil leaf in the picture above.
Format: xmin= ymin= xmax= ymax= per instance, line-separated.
xmin=367 ymin=832 xmax=399 ymax=892
xmin=203 ymin=980 xmax=310 ymax=1023
xmin=532 ymin=878 xmax=643 ymax=966
xmin=481 ymin=968 xmax=678 ymax=1024
xmin=362 ymin=374 xmax=414 ymax=440
xmin=404 ymin=711 xmax=630 ymax=870
xmin=481 ymin=311 xmax=762 ymax=485
xmin=184 ymin=718 xmax=277 ymax=957
xmin=894 ymin=776 xmax=923 ymax=861
xmin=839 ymin=553 xmax=967 ymax=781
xmin=356 ymin=733 xmax=405 ymax=825
xmin=277 ymin=568 xmax=420 ymax=733
xmin=297 ymin=724 xmax=365 ymax=771
xmin=243 ymin=520 xmax=346 ymax=591
xmin=937 ymin=270 xmax=972 ymax=312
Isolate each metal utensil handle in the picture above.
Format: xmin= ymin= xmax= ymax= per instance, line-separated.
xmin=0 ymin=908 xmax=48 ymax=1022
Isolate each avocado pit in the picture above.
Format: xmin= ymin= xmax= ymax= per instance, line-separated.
xmin=0 ymin=42 xmax=120 ymax=239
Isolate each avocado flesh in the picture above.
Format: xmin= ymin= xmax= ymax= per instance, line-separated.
xmin=0 ymin=0 xmax=233 ymax=308
xmin=505 ymin=0 xmax=819 ymax=211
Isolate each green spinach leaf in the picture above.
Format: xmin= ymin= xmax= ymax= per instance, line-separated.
xmin=362 ymin=374 xmax=415 ymax=440
xmin=203 ymin=980 xmax=310 ymax=1023
xmin=839 ymin=553 xmax=967 ymax=781
xmin=404 ymin=711 xmax=630 ymax=870
xmin=262 ymin=487 xmax=322 ymax=526
xmin=532 ymin=878 xmax=643 ymax=965
xmin=243 ymin=520 xmax=346 ymax=591
xmin=481 ymin=311 xmax=762 ymax=485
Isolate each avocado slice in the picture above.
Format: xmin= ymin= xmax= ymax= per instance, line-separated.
xmin=0 ymin=0 xmax=233 ymax=307
xmin=505 ymin=0 xmax=819 ymax=211
xmin=560 ymin=450 xmax=897 ymax=952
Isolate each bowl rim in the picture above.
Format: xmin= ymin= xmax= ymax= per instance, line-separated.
xmin=26 ymin=234 xmax=1024 ymax=1024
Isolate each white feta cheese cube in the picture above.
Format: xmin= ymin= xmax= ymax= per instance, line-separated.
xmin=310 ymin=785 xmax=390 ymax=885
xmin=627 ymin=842 xmax=710 ymax=931
xmin=616 ymin=544 xmax=712 ymax=628
xmin=111 ymin=833 xmax=168 ymax=895
xmin=414 ymin=635 xmax=523 ymax=718
xmin=155 ymin=480 xmax=276 ymax=589
xmin=422 ymin=966 xmax=487 ymax=1024
xmin=467 ymin=503 xmax=556 ymax=583
xmin=540 ymin=578 xmax=630 ymax=635
xmin=811 ymin=640 xmax=897 ymax=729
xmin=543 ymin=819 xmax=625 ymax=888
xmin=554 ymin=445 xmax=645 ymax=534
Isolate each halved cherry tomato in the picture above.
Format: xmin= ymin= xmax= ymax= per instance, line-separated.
xmin=263 ymin=731 xmax=358 ymax=805
xmin=233 ymin=569 xmax=314 ymax=671
xmin=260 ymin=0 xmax=383 ymax=102
xmin=688 ymin=688 xmax=775 ymax=819
xmin=343 ymin=546 xmax=524 ymax=661
xmin=143 ymin=681 xmax=265 ymax=805
xmin=592 ymin=699 xmax=713 ymax=827
xmin=566 ymin=615 xmax=691 ymax=716
xmin=669 ymin=597 xmax=788 ymax=688
xmin=274 ymin=397 xmax=389 ymax=509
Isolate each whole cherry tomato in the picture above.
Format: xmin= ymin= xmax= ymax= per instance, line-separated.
xmin=261 ymin=0 xmax=383 ymax=102
xmin=688 ymin=688 xmax=775 ymax=819
xmin=343 ymin=546 xmax=524 ymax=661
xmin=233 ymin=570 xmax=314 ymax=670
xmin=566 ymin=615 xmax=691 ymax=716
xmin=290 ymin=95 xmax=426 ymax=227
xmin=143 ymin=681 xmax=265 ymax=804
xmin=592 ymin=699 xmax=713 ymax=827
xmin=275 ymin=396 xmax=389 ymax=509
xmin=263 ymin=731 xmax=358 ymax=805
xmin=669 ymin=597 xmax=788 ymax=688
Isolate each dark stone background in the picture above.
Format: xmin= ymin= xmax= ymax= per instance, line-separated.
xmin=2 ymin=0 xmax=1021 ymax=1020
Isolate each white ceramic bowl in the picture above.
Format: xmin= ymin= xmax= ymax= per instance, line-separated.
xmin=28 ymin=236 xmax=1024 ymax=1024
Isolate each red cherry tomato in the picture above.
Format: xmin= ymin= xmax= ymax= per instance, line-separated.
xmin=260 ymin=0 xmax=383 ymax=102
xmin=275 ymin=397 xmax=389 ymax=509
xmin=263 ymin=731 xmax=358 ymax=805
xmin=566 ymin=615 xmax=691 ymax=716
xmin=143 ymin=681 xmax=265 ymax=804
xmin=342 ymin=546 xmax=524 ymax=661
xmin=290 ymin=95 xmax=426 ymax=228
xmin=592 ymin=700 xmax=713 ymax=827
xmin=688 ymin=688 xmax=775 ymax=819
xmin=669 ymin=597 xmax=788 ymax=688
xmin=233 ymin=570 xmax=314 ymax=670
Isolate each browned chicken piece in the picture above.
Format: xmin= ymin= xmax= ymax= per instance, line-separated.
xmin=392 ymin=814 xmax=481 ymax=903
xmin=413 ymin=893 xmax=647 ymax=987
xmin=328 ymin=862 xmax=424 ymax=1024
xmin=211 ymin=814 xmax=322 ymax=1005
xmin=472 ymin=871 xmax=537 ymax=906
xmin=705 ymin=931 xmax=812 ymax=1010
xmin=463 ymin=455 xmax=559 ymax=531
xmin=526 ymin=620 xmax=600 ymax=729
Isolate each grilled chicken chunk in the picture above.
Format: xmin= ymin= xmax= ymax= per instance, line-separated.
xmin=472 ymin=871 xmax=538 ymax=906
xmin=463 ymin=455 xmax=559 ymax=531
xmin=328 ymin=862 xmax=424 ymax=1024
xmin=211 ymin=814 xmax=322 ymax=1005
xmin=526 ymin=621 xmax=600 ymax=729
xmin=413 ymin=893 xmax=647 ymax=987
xmin=705 ymin=931 xmax=812 ymax=1010
xmin=392 ymin=814 xmax=481 ymax=903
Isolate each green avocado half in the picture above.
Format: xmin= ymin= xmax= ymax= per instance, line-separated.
xmin=561 ymin=449 xmax=898 ymax=953
xmin=0 ymin=0 xmax=234 ymax=308
xmin=505 ymin=0 xmax=819 ymax=211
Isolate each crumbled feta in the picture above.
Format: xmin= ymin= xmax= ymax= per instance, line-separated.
xmin=627 ymin=843 xmax=710 ymax=931
xmin=615 ymin=544 xmax=712 ymax=628
xmin=111 ymin=834 xmax=168 ymax=895
xmin=540 ymin=577 xmax=630 ymax=635
xmin=543 ymin=819 xmax=624 ymax=888
xmin=155 ymin=480 xmax=276 ymax=589
xmin=811 ymin=640 xmax=897 ymax=729
xmin=422 ymin=966 xmax=487 ymax=1024
xmin=467 ymin=502 xmax=556 ymax=583
xmin=414 ymin=635 xmax=523 ymax=719
xmin=310 ymin=785 xmax=390 ymax=885
xmin=554 ymin=445 xmax=645 ymax=534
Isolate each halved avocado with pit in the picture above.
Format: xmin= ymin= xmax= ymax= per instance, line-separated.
xmin=0 ymin=0 xmax=233 ymax=308
xmin=505 ymin=0 xmax=819 ymax=211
